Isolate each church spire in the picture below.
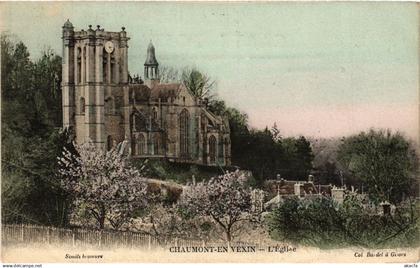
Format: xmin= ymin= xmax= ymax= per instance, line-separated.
xmin=144 ymin=41 xmax=159 ymax=80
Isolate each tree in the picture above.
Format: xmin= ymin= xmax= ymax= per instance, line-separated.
xmin=178 ymin=170 xmax=258 ymax=243
xmin=234 ymin=129 xmax=284 ymax=185
xmin=268 ymin=195 xmax=419 ymax=248
xmin=281 ymin=136 xmax=314 ymax=180
xmin=310 ymin=138 xmax=342 ymax=185
xmin=270 ymin=122 xmax=282 ymax=142
xmin=159 ymin=65 xmax=181 ymax=83
xmin=136 ymin=203 xmax=215 ymax=244
xmin=294 ymin=136 xmax=315 ymax=179
xmin=1 ymin=34 xmax=69 ymax=226
xmin=337 ymin=129 xmax=418 ymax=204
xmin=32 ymin=49 xmax=62 ymax=126
xmin=58 ymin=142 xmax=148 ymax=230
xmin=181 ymin=67 xmax=215 ymax=100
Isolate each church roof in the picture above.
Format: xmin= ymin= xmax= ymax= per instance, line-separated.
xmin=129 ymin=83 xmax=183 ymax=101
xmin=129 ymin=84 xmax=151 ymax=101
xmin=150 ymin=83 xmax=182 ymax=99
xmin=144 ymin=41 xmax=158 ymax=66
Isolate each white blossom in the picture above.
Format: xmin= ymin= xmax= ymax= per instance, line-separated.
xmin=179 ymin=170 xmax=258 ymax=242
xmin=58 ymin=141 xmax=148 ymax=230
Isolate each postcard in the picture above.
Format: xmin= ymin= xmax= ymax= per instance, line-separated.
xmin=0 ymin=1 xmax=419 ymax=265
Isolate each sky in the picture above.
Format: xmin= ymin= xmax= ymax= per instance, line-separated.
xmin=1 ymin=2 xmax=418 ymax=141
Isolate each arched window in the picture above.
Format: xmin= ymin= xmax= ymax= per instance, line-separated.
xmin=137 ymin=134 xmax=146 ymax=155
xmin=110 ymin=52 xmax=115 ymax=83
xmin=131 ymin=135 xmax=137 ymax=155
xmin=209 ymin=135 xmax=217 ymax=164
xmin=79 ymin=97 xmax=85 ymax=115
xmin=107 ymin=135 xmax=113 ymax=151
xmin=179 ymin=109 xmax=189 ymax=158
xmin=77 ymin=47 xmax=82 ymax=84
xmin=83 ymin=46 xmax=86 ymax=83
xmin=153 ymin=133 xmax=160 ymax=155
xmin=131 ymin=112 xmax=147 ymax=132
xmin=152 ymin=107 xmax=158 ymax=121
xmin=103 ymin=48 xmax=107 ymax=82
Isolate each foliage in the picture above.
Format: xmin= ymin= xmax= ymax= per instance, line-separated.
xmin=2 ymin=129 xmax=74 ymax=226
xmin=281 ymin=136 xmax=315 ymax=180
xmin=268 ymin=195 xmax=419 ymax=249
xmin=337 ymin=129 xmax=418 ymax=205
xmin=58 ymin=142 xmax=148 ymax=230
xmin=135 ymin=203 xmax=215 ymax=244
xmin=1 ymin=33 xmax=70 ymax=226
xmin=181 ymin=67 xmax=215 ymax=100
xmin=179 ymin=170 xmax=261 ymax=242
xmin=310 ymin=138 xmax=342 ymax=185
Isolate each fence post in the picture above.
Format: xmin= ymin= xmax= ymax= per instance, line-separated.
xmin=99 ymin=231 xmax=102 ymax=248
xmin=148 ymin=234 xmax=152 ymax=250
xmin=20 ymin=224 xmax=24 ymax=242
xmin=47 ymin=227 xmax=51 ymax=244
xmin=72 ymin=231 xmax=75 ymax=248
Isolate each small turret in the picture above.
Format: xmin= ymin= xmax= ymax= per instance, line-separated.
xmin=144 ymin=41 xmax=159 ymax=85
xmin=145 ymin=41 xmax=158 ymax=66
xmin=62 ymin=19 xmax=74 ymax=40
xmin=63 ymin=19 xmax=74 ymax=30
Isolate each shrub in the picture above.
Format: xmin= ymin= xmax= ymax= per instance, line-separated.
xmin=267 ymin=195 xmax=419 ymax=249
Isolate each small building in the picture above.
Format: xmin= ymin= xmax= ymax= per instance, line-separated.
xmin=263 ymin=175 xmax=342 ymax=210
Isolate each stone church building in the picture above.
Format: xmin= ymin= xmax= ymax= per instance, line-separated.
xmin=61 ymin=20 xmax=231 ymax=166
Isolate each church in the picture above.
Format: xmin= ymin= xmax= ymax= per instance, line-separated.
xmin=61 ymin=20 xmax=231 ymax=166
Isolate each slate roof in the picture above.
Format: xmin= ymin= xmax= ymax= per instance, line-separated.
xmin=129 ymin=83 xmax=182 ymax=102
xmin=150 ymin=83 xmax=182 ymax=99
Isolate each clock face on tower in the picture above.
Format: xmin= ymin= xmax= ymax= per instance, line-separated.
xmin=104 ymin=41 xmax=114 ymax=53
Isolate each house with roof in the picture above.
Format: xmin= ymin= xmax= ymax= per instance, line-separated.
xmin=263 ymin=175 xmax=347 ymax=210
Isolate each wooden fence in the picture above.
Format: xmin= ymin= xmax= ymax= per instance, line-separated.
xmin=1 ymin=224 xmax=208 ymax=249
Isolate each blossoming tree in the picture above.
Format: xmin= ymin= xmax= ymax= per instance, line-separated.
xmin=58 ymin=141 xmax=148 ymax=230
xmin=179 ymin=170 xmax=259 ymax=243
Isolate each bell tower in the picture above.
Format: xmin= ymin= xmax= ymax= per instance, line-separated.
xmin=144 ymin=41 xmax=159 ymax=87
xmin=61 ymin=20 xmax=129 ymax=150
